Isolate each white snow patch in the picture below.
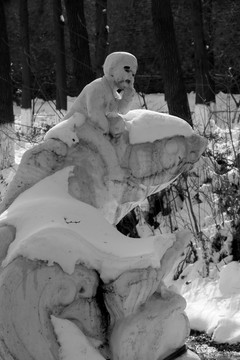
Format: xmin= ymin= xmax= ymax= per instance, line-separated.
xmin=51 ymin=316 xmax=105 ymax=360
xmin=124 ymin=109 xmax=193 ymax=144
xmin=219 ymin=261 xmax=240 ymax=296
xmin=179 ymin=262 xmax=240 ymax=343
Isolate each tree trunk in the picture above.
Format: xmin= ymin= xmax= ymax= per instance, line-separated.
xmin=191 ymin=0 xmax=215 ymax=105
xmin=203 ymin=0 xmax=215 ymax=102
xmin=0 ymin=0 xmax=14 ymax=125
xmin=151 ymin=0 xmax=192 ymax=126
xmin=191 ymin=0 xmax=216 ymax=133
xmin=53 ymin=0 xmax=67 ymax=111
xmin=95 ymin=0 xmax=108 ymax=78
xmin=64 ymin=0 xmax=94 ymax=95
xmin=0 ymin=0 xmax=15 ymax=169
xmin=204 ymin=0 xmax=216 ymax=123
xmin=19 ymin=0 xmax=32 ymax=133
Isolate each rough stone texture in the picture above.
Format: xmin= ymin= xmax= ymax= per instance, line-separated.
xmin=0 ymin=258 xmax=100 ymax=360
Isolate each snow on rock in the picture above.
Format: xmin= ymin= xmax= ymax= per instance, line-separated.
xmin=0 ymin=167 xmax=179 ymax=282
xmin=51 ymin=316 xmax=105 ymax=360
xmin=44 ymin=112 xmax=85 ymax=147
xmin=124 ymin=109 xmax=194 ymax=145
xmin=44 ymin=108 xmax=194 ymax=148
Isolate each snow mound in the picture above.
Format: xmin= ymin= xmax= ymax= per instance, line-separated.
xmin=0 ymin=167 xmax=179 ymax=282
xmin=124 ymin=109 xmax=194 ymax=145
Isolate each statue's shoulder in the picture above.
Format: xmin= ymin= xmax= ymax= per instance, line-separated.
xmin=84 ymin=77 xmax=103 ymax=91
xmin=81 ymin=77 xmax=107 ymax=98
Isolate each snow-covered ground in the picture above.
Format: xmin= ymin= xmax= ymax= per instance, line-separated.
xmin=180 ymin=262 xmax=240 ymax=344
xmin=1 ymin=92 xmax=240 ymax=348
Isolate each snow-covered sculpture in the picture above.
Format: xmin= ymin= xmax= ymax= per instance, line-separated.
xmin=63 ymin=51 xmax=137 ymax=139
xmin=0 ymin=104 xmax=206 ymax=360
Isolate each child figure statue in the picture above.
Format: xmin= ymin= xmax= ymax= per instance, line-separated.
xmin=64 ymin=51 xmax=138 ymax=139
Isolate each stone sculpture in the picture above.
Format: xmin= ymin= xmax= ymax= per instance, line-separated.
xmin=0 ymin=53 xmax=206 ymax=360
xmin=63 ymin=51 xmax=138 ymax=139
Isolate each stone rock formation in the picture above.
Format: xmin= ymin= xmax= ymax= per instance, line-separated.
xmin=0 ymin=105 xmax=206 ymax=360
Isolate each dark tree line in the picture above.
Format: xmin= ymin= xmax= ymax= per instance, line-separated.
xmin=0 ymin=0 xmax=239 ymax=126
xmin=0 ymin=0 xmax=14 ymax=124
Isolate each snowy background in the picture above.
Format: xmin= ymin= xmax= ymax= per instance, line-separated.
xmin=1 ymin=92 xmax=240 ymax=347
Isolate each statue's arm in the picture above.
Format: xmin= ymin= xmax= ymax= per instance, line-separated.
xmin=118 ymin=86 xmax=135 ymax=114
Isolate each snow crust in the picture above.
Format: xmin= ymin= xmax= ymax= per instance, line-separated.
xmin=0 ymin=167 xmax=176 ymax=282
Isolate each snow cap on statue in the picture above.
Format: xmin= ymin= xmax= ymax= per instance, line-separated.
xmin=103 ymin=52 xmax=138 ymax=77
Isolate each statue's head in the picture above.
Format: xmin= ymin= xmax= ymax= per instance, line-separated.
xmin=103 ymin=52 xmax=138 ymax=90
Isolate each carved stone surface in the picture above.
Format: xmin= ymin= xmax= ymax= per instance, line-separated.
xmin=0 ymin=57 xmax=207 ymax=360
